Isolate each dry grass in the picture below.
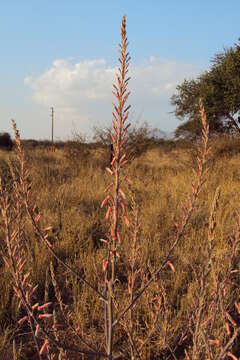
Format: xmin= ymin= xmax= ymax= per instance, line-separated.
xmin=1 ymin=130 xmax=240 ymax=358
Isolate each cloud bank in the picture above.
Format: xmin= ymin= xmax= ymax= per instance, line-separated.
xmin=24 ymin=57 xmax=201 ymax=136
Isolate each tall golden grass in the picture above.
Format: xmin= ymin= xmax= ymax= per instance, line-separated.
xmin=1 ymin=16 xmax=240 ymax=360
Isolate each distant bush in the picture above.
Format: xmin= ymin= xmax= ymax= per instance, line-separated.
xmin=0 ymin=132 xmax=13 ymax=150
xmin=93 ymin=122 xmax=167 ymax=160
xmin=22 ymin=139 xmax=66 ymax=149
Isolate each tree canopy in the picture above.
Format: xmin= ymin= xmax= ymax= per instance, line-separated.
xmin=171 ymin=41 xmax=240 ymax=139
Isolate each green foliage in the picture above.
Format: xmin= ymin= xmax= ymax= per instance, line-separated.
xmin=172 ymin=40 xmax=240 ymax=138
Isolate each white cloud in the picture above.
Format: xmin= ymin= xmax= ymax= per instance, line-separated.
xmin=24 ymin=57 xmax=201 ymax=136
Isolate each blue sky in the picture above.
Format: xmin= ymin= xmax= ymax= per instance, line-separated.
xmin=1 ymin=0 xmax=240 ymax=139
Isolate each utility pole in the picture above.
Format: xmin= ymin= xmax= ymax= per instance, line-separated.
xmin=51 ymin=107 xmax=54 ymax=152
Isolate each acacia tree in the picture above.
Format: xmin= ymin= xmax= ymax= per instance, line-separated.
xmin=172 ymin=41 xmax=240 ymax=139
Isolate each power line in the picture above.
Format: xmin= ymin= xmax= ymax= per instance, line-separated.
xmin=51 ymin=107 xmax=54 ymax=152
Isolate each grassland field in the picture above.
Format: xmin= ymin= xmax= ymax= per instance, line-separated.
xmin=1 ymin=135 xmax=240 ymax=358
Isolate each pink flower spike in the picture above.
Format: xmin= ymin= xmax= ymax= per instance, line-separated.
xmin=35 ymin=324 xmax=40 ymax=337
xmin=40 ymin=339 xmax=49 ymax=355
xmin=106 ymin=167 xmax=114 ymax=175
xmin=167 ymin=261 xmax=175 ymax=273
xmin=44 ymin=238 xmax=53 ymax=248
xmin=124 ymin=215 xmax=130 ymax=227
xmin=38 ymin=302 xmax=52 ymax=311
xmin=225 ymin=322 xmax=231 ymax=337
xmin=102 ymin=259 xmax=108 ymax=272
xmin=43 ymin=226 xmax=52 ymax=232
xmin=209 ymin=339 xmax=220 ymax=346
xmin=101 ymin=195 xmax=110 ymax=208
xmin=18 ymin=315 xmax=28 ymax=326
xmin=35 ymin=214 xmax=41 ymax=223
xmin=226 ymin=352 xmax=238 ymax=360
xmin=117 ymin=231 xmax=121 ymax=243
xmin=119 ymin=188 xmax=126 ymax=199
xmin=105 ymin=206 xmax=111 ymax=221
xmin=31 ymin=302 xmax=39 ymax=310
xmin=38 ymin=313 xmax=53 ymax=319
xmin=18 ymin=315 xmax=29 ymax=326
